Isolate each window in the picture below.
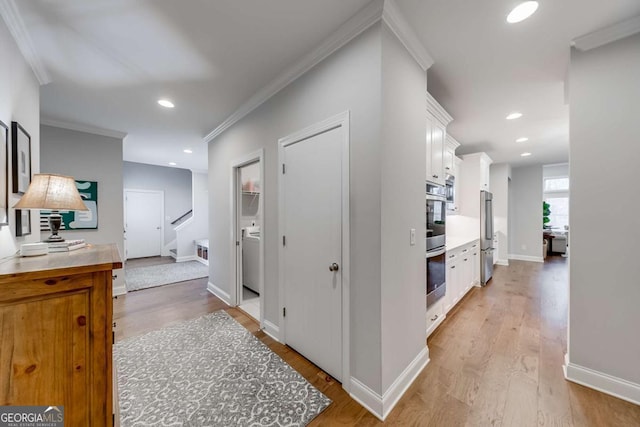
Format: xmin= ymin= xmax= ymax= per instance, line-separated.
xmin=545 ymin=197 xmax=569 ymax=229
xmin=544 ymin=177 xmax=569 ymax=192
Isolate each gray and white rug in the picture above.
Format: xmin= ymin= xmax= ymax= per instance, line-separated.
xmin=125 ymin=261 xmax=209 ymax=292
xmin=114 ymin=311 xmax=331 ymax=426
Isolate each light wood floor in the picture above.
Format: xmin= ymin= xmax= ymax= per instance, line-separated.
xmin=113 ymin=256 xmax=640 ymax=426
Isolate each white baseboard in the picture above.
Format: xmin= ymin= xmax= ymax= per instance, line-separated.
xmin=263 ymin=319 xmax=281 ymax=343
xmin=176 ymin=255 xmax=197 ymax=263
xmin=508 ymin=254 xmax=544 ymax=263
xmin=496 ymin=259 xmax=509 ymax=266
xmin=350 ymin=347 xmax=430 ymax=421
xmin=195 ymin=257 xmax=209 ymax=266
xmin=564 ymin=354 xmax=640 ymax=406
xmin=207 ymin=281 xmax=232 ymax=306
xmin=113 ymin=283 xmax=127 ymax=297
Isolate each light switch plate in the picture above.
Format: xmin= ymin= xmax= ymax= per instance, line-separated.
xmin=410 ymin=228 xmax=416 ymax=246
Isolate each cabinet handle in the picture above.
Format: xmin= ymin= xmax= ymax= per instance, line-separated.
xmin=445 ymin=167 xmax=450 ymax=170
xmin=430 ymin=315 xmax=438 ymax=321
xmin=464 ymin=258 xmax=468 ymax=261
xmin=451 ymin=265 xmax=456 ymax=269
xmin=449 ymin=254 xmax=455 ymax=258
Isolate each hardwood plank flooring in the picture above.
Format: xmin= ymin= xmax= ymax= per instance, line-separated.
xmin=113 ymin=256 xmax=640 ymax=426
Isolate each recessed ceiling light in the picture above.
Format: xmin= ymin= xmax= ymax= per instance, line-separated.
xmin=516 ymin=137 xmax=529 ymax=143
xmin=158 ymin=99 xmax=175 ymax=108
xmin=506 ymin=112 xmax=523 ymax=120
xmin=183 ymin=149 xmax=193 ymax=154
xmin=169 ymin=162 xmax=177 ymax=166
xmin=507 ymin=1 xmax=539 ymax=24
xmin=521 ymin=152 xmax=532 ymax=157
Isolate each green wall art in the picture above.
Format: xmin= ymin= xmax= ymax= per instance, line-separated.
xmin=40 ymin=180 xmax=98 ymax=230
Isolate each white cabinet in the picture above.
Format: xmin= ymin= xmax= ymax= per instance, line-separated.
xmin=444 ymin=134 xmax=460 ymax=177
xmin=493 ymin=233 xmax=498 ymax=266
xmin=459 ymin=246 xmax=473 ymax=296
xmin=426 ymin=92 xmax=453 ymax=186
xmin=471 ymin=241 xmax=480 ymax=286
xmin=444 ymin=250 xmax=459 ymax=312
xmin=458 ymin=152 xmax=493 ymax=218
xmin=426 ymin=297 xmax=445 ymax=338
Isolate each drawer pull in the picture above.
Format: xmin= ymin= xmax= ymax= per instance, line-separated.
xmin=77 ymin=315 xmax=87 ymax=326
xmin=430 ymin=315 xmax=438 ymax=321
xmin=45 ymin=279 xmax=57 ymax=286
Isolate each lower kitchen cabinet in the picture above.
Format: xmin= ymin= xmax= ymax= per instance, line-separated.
xmin=426 ymin=297 xmax=445 ymax=338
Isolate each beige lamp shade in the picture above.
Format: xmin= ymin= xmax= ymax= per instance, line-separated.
xmin=13 ymin=174 xmax=89 ymax=211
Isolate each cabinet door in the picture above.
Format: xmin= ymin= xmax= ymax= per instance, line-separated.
xmin=460 ymin=249 xmax=473 ymax=294
xmin=443 ymin=148 xmax=454 ymax=176
xmin=426 ymin=298 xmax=444 ymax=338
xmin=431 ymin=124 xmax=445 ymax=185
xmin=471 ymin=242 xmax=480 ymax=286
xmin=0 ymin=291 xmax=90 ymax=423
xmin=480 ymin=157 xmax=490 ymax=190
xmin=426 ymin=118 xmax=434 ymax=182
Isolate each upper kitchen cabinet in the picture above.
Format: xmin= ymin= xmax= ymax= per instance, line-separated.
xmin=426 ymin=92 xmax=453 ymax=186
xmin=458 ymin=152 xmax=493 ymax=217
xmin=444 ymin=134 xmax=460 ymax=177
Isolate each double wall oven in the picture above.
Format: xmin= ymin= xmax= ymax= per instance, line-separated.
xmin=426 ymin=183 xmax=446 ymax=307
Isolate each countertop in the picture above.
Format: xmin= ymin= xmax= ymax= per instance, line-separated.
xmin=446 ymin=236 xmax=479 ymax=251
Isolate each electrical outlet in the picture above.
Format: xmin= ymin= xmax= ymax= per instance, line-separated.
xmin=410 ymin=228 xmax=416 ymax=246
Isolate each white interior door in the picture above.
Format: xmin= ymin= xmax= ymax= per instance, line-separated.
xmin=282 ymin=125 xmax=343 ymax=381
xmin=125 ymin=190 xmax=163 ymax=259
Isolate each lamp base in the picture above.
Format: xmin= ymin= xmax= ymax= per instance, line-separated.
xmin=46 ymin=213 xmax=64 ymax=242
xmin=44 ymin=234 xmax=65 ymax=243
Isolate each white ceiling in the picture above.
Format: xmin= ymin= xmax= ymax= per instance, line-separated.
xmin=11 ymin=0 xmax=640 ymax=170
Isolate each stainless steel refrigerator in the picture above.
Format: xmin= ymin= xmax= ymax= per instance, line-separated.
xmin=480 ymin=190 xmax=494 ymax=286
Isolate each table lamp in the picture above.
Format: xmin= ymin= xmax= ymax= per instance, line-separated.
xmin=13 ymin=173 xmax=89 ymax=242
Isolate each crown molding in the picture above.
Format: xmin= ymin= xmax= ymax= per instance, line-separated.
xmin=445 ymin=134 xmax=460 ymax=150
xmin=0 ymin=0 xmax=50 ymax=85
xmin=41 ymin=118 xmax=128 ymax=140
xmin=204 ymin=0 xmax=434 ymax=143
xmin=381 ymin=0 xmax=434 ymax=71
xmin=426 ymin=91 xmax=453 ymax=126
xmin=572 ymin=15 xmax=640 ymax=52
xmin=204 ymin=0 xmax=385 ymax=143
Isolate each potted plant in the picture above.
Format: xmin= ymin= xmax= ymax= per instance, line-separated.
xmin=543 ymin=201 xmax=551 ymax=229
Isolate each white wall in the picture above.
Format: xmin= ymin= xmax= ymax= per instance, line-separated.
xmin=508 ymin=165 xmax=543 ymax=261
xmin=40 ymin=125 xmax=125 ymax=293
xmin=379 ymin=23 xmax=427 ymax=392
xmin=0 ymin=21 xmax=40 ymax=258
xmin=567 ymin=33 xmax=640 ymax=395
xmin=490 ymin=163 xmax=510 ymax=264
xmin=175 ymin=171 xmax=208 ymax=260
xmin=123 ymin=161 xmax=192 ymax=245
xmin=209 ymin=23 xmax=384 ymax=392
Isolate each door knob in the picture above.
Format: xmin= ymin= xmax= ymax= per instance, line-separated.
xmin=329 ymin=263 xmax=339 ymax=272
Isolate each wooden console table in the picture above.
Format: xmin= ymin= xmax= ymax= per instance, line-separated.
xmin=0 ymin=244 xmax=122 ymax=426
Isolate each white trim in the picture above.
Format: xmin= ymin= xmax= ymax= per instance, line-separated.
xmin=123 ymin=189 xmax=165 ymax=260
xmin=445 ymin=134 xmax=461 ymax=151
xmin=112 ymin=282 xmax=127 ymax=297
xmin=0 ymin=0 xmax=50 ymax=85
xmin=508 ymin=254 xmax=544 ymax=263
xmin=207 ymin=281 xmax=232 ymax=306
xmin=496 ymin=259 xmax=509 ymax=266
xmin=572 ymin=15 xmax=640 ymax=52
xmin=230 ymin=149 xmax=265 ymax=330
xmin=350 ymin=347 xmax=430 ymax=421
xmin=278 ymin=111 xmax=351 ymax=391
xmin=175 ymin=255 xmax=197 ymax=263
xmin=173 ymin=216 xmax=193 ymax=232
xmin=204 ymin=0 xmax=434 ymax=143
xmin=263 ymin=320 xmax=281 ymax=343
xmin=41 ymin=119 xmax=127 ymax=140
xmin=564 ymin=357 xmax=640 ymax=406
xmin=162 ymin=238 xmax=176 ymax=257
xmin=381 ymin=0 xmax=433 ymax=70
xmin=426 ymin=92 xmax=453 ymax=126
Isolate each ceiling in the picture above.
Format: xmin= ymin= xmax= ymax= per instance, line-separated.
xmin=11 ymin=0 xmax=640 ymax=171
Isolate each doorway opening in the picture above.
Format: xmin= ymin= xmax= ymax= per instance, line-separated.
xmin=232 ymin=151 xmax=264 ymax=324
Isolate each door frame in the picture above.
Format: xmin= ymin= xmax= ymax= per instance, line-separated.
xmin=277 ymin=111 xmax=350 ymax=391
xmin=123 ymin=188 xmax=164 ymax=261
xmin=230 ymin=149 xmax=265 ymax=328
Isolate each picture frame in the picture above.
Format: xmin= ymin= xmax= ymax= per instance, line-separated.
xmin=0 ymin=120 xmax=7 ymax=226
xmin=15 ymin=209 xmax=31 ymax=237
xmin=11 ymin=121 xmax=31 ymax=194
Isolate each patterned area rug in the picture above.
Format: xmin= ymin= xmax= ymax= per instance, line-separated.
xmin=114 ymin=311 xmax=331 ymax=426
xmin=125 ymin=261 xmax=208 ymax=292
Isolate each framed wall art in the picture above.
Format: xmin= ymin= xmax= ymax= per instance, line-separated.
xmin=40 ymin=180 xmax=98 ymax=230
xmin=15 ymin=209 xmax=31 ymax=237
xmin=11 ymin=121 xmax=31 ymax=194
xmin=0 ymin=120 xmax=7 ymax=226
